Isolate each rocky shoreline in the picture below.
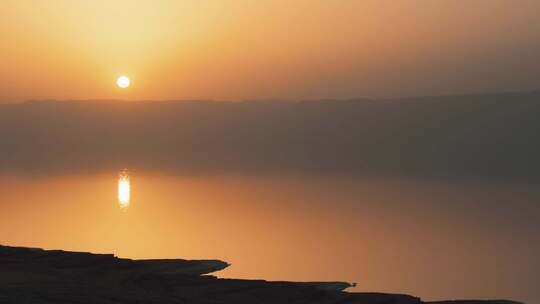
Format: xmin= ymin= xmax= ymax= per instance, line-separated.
xmin=0 ymin=245 xmax=522 ymax=304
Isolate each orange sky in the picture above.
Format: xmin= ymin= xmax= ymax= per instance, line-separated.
xmin=1 ymin=0 xmax=540 ymax=102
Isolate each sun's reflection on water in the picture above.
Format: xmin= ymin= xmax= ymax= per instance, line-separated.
xmin=118 ymin=170 xmax=130 ymax=209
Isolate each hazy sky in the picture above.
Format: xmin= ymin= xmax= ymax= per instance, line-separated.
xmin=1 ymin=0 xmax=540 ymax=102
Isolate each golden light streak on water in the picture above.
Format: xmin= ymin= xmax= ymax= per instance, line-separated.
xmin=118 ymin=170 xmax=130 ymax=209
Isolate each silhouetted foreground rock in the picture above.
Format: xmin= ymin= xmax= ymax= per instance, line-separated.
xmin=0 ymin=245 xmax=522 ymax=304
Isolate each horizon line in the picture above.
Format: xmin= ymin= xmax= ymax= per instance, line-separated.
xmin=3 ymin=88 xmax=540 ymax=105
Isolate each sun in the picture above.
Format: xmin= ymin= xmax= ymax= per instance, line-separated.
xmin=116 ymin=76 xmax=130 ymax=89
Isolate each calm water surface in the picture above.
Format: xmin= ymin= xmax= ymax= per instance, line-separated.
xmin=0 ymin=173 xmax=538 ymax=303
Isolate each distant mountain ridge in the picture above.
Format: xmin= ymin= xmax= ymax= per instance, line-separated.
xmin=17 ymin=89 xmax=540 ymax=104
xmin=1 ymin=90 xmax=539 ymax=180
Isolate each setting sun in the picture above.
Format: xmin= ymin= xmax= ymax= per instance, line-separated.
xmin=116 ymin=76 xmax=130 ymax=89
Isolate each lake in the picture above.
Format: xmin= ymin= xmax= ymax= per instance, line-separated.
xmin=0 ymin=172 xmax=537 ymax=303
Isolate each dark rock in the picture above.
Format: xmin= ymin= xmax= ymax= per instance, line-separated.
xmin=0 ymin=245 xmax=521 ymax=304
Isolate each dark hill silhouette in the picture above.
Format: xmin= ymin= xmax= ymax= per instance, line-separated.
xmin=1 ymin=90 xmax=539 ymax=180
xmin=0 ymin=245 xmax=522 ymax=304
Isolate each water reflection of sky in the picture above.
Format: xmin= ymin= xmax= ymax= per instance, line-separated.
xmin=0 ymin=173 xmax=538 ymax=303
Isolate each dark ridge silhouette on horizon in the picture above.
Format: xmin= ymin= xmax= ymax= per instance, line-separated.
xmin=0 ymin=245 xmax=522 ymax=304
xmin=1 ymin=90 xmax=539 ymax=180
